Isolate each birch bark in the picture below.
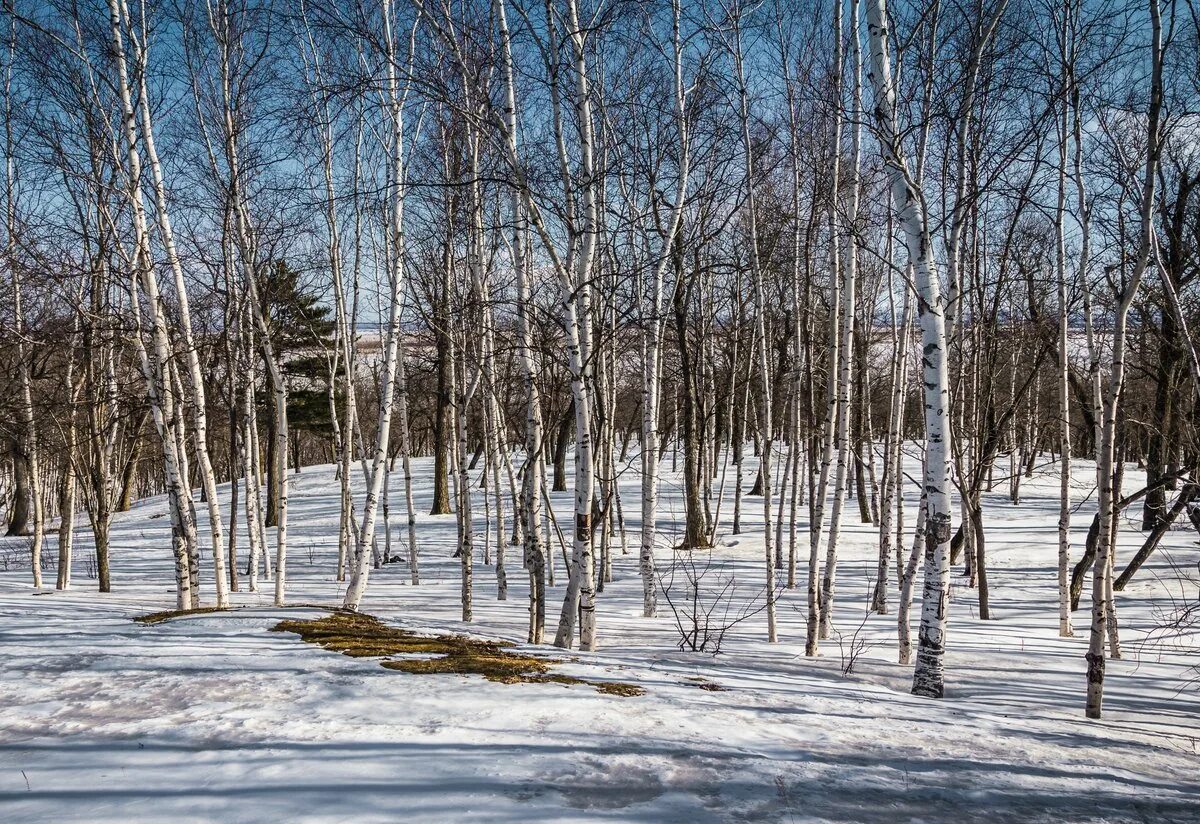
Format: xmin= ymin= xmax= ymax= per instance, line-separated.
xmin=820 ymin=0 xmax=863 ymax=640
xmin=865 ymin=0 xmax=955 ymax=698
xmin=730 ymin=2 xmax=776 ymax=643
xmin=130 ymin=0 xmax=228 ymax=607
xmin=496 ymin=0 xmax=546 ymax=641
xmin=343 ymin=0 xmax=411 ymax=611
xmin=1085 ymin=0 xmax=1164 ymax=719
xmin=106 ymin=0 xmax=200 ymax=608
xmin=640 ymin=0 xmax=690 ymax=618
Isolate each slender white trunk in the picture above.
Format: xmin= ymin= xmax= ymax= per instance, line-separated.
xmin=806 ymin=0 xmax=845 ymax=657
xmin=1056 ymin=267 xmax=1073 ymax=637
xmin=1054 ymin=12 xmax=1074 ymax=636
xmin=874 ymin=263 xmax=911 ymax=613
xmin=9 ymin=223 xmax=43 ymax=592
xmin=488 ymin=397 xmax=507 ymax=600
xmin=455 ymin=333 xmax=475 ymax=621
xmin=106 ymin=0 xmax=199 ymax=609
xmin=865 ymin=0 xmax=955 ymax=698
xmin=241 ymin=376 xmax=263 ymax=593
xmin=639 ymin=0 xmax=689 ymax=619
xmin=898 ymin=490 xmax=927 ymax=664
xmin=300 ymin=21 xmax=359 ymax=586
xmin=397 ymin=335 xmax=420 ymax=584
xmin=820 ymin=0 xmax=863 ymax=640
xmin=343 ymin=0 xmax=410 ymax=611
xmin=1086 ymin=0 xmax=1162 ymax=719
xmin=495 ymin=0 xmax=545 ymax=641
xmin=130 ymin=2 xmax=227 ymax=607
xmin=56 ymin=319 xmax=82 ymax=590
xmin=729 ymin=4 xmax=776 ymax=643
xmin=3 ymin=24 xmax=45 ymax=589
xmin=548 ymin=0 xmax=600 ymax=651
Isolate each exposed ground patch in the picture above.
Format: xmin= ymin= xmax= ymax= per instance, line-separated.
xmin=684 ymin=676 xmax=729 ymax=692
xmin=270 ymin=611 xmax=646 ymax=696
xmin=133 ymin=606 xmax=231 ymax=624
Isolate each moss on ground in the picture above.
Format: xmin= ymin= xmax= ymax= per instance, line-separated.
xmin=271 ymin=611 xmax=644 ymax=696
xmin=591 ymin=681 xmax=647 ymax=696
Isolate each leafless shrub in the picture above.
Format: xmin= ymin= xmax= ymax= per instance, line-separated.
xmin=1142 ymin=553 xmax=1200 ymax=692
xmin=0 ymin=536 xmax=29 ymax=572
xmin=656 ymin=545 xmax=774 ymax=653
xmin=830 ymin=580 xmax=877 ymax=676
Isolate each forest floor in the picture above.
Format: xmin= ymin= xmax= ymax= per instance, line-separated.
xmin=1 ymin=450 xmax=1199 ymax=822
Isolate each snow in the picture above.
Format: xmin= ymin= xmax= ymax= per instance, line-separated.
xmin=2 ymin=450 xmax=1199 ymax=822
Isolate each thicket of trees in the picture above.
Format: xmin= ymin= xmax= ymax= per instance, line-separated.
xmin=0 ymin=0 xmax=1195 ymax=719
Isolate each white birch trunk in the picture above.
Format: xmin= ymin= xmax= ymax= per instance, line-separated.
xmin=3 ymin=27 xmax=45 ymax=590
xmin=820 ymin=0 xmax=863 ymax=640
xmin=639 ymin=0 xmax=690 ymax=619
xmin=548 ymin=0 xmax=600 ymax=651
xmin=342 ymin=0 xmax=410 ymax=611
xmin=397 ymin=334 xmax=420 ymax=585
xmin=1053 ymin=10 xmax=1074 ymax=636
xmin=806 ymin=0 xmax=845 ymax=657
xmin=56 ymin=319 xmax=82 ymax=591
xmin=128 ymin=2 xmax=227 ymax=607
xmin=241 ymin=376 xmax=263 ymax=593
xmin=1086 ymin=0 xmax=1163 ymax=719
xmin=898 ymin=489 xmax=927 ymax=665
xmin=495 ymin=0 xmax=545 ymax=641
xmin=873 ymin=262 xmax=911 ymax=613
xmin=730 ymin=4 xmax=776 ymax=643
xmin=106 ymin=0 xmax=199 ymax=609
xmin=865 ymin=0 xmax=955 ymax=698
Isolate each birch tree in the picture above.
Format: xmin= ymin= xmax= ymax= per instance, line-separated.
xmin=105 ymin=0 xmax=201 ymax=609
xmin=865 ymin=0 xmax=955 ymax=698
xmin=819 ymin=0 xmax=863 ymax=642
xmin=3 ymin=15 xmax=44 ymax=589
xmin=1085 ymin=0 xmax=1165 ymax=719
xmin=639 ymin=0 xmax=691 ymax=619
xmin=343 ymin=0 xmax=414 ymax=612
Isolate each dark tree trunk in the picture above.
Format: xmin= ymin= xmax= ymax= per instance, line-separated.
xmin=117 ymin=439 xmax=140 ymax=513
xmin=228 ymin=406 xmax=240 ymax=592
xmin=1070 ymin=470 xmax=1180 ymax=609
xmin=95 ymin=518 xmax=111 ymax=592
xmin=672 ymin=247 xmax=711 ymax=549
xmin=430 ymin=231 xmax=455 ymax=516
xmin=972 ymin=499 xmax=989 ymax=619
xmin=265 ymin=386 xmax=278 ymax=527
xmin=1067 ymin=371 xmax=1097 ymax=457
xmin=1144 ymin=311 xmax=1178 ymax=530
xmin=855 ymin=449 xmax=870 ymax=524
xmin=430 ymin=312 xmax=453 ymax=514
xmin=1117 ymin=483 xmax=1196 ymax=590
xmin=5 ymin=439 xmax=32 ymax=536
xmin=552 ymin=406 xmax=571 ymax=493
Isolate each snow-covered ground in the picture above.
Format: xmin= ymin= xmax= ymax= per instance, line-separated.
xmin=2 ymin=450 xmax=1199 ymax=822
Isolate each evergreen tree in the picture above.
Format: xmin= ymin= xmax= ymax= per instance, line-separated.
xmin=259 ymin=260 xmax=336 ymax=519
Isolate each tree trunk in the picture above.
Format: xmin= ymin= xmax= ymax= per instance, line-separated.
xmin=866 ymin=0 xmax=956 ymax=698
xmin=1085 ymin=0 xmax=1163 ymax=720
xmin=341 ymin=0 xmax=410 ymax=612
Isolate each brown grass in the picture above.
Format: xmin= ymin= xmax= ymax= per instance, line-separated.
xmin=271 ymin=611 xmax=644 ymax=696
